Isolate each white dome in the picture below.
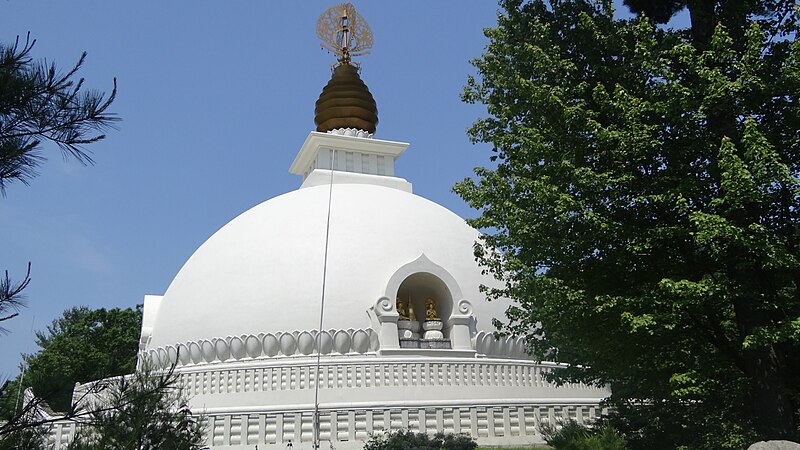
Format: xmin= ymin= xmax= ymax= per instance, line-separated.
xmin=147 ymin=181 xmax=508 ymax=349
xmin=89 ymin=134 xmax=609 ymax=450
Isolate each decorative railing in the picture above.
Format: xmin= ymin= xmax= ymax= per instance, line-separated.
xmin=140 ymin=328 xmax=540 ymax=370
xmin=472 ymin=331 xmax=531 ymax=359
xmin=172 ymin=360 xmax=594 ymax=397
xmin=74 ymin=358 xmax=605 ymax=415
xmin=48 ymin=402 xmax=607 ymax=449
xmin=141 ymin=328 xmax=379 ymax=369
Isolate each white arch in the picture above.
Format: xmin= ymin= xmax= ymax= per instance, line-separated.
xmin=384 ymin=253 xmax=464 ymax=302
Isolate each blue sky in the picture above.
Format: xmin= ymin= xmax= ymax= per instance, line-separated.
xmin=0 ymin=1 xmax=506 ymax=378
xmin=1 ymin=2 xmax=669 ymax=379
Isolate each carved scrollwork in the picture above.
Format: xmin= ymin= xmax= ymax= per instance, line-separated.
xmin=455 ymin=299 xmax=473 ymax=316
xmin=373 ymin=296 xmax=397 ymax=318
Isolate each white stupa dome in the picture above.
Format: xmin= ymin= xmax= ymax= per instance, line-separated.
xmin=70 ymin=131 xmax=610 ymax=450
xmin=54 ymin=9 xmax=607 ymax=446
xmin=148 ymin=178 xmax=505 ymax=350
xmin=139 ymin=132 xmax=511 ymax=356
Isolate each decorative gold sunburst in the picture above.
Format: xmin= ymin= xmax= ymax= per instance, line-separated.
xmin=317 ymin=3 xmax=373 ymax=65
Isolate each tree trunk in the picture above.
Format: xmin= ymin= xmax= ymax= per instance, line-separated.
xmin=685 ymin=0 xmax=797 ymax=436
xmin=686 ymin=0 xmax=716 ymax=49
xmin=745 ymin=348 xmax=795 ymax=437
xmin=734 ymin=297 xmax=796 ymax=438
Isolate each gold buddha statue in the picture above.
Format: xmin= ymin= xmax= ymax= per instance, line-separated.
xmin=425 ymin=297 xmax=440 ymax=321
xmin=396 ymin=297 xmax=410 ymax=321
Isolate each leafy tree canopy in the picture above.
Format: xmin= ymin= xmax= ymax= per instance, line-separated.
xmin=456 ymin=0 xmax=799 ymax=447
xmin=65 ymin=366 xmax=206 ymax=450
xmin=0 ymin=365 xmax=205 ymax=450
xmin=364 ymin=429 xmax=477 ymax=450
xmin=541 ymin=420 xmax=626 ymax=450
xmin=1 ymin=306 xmax=142 ymax=414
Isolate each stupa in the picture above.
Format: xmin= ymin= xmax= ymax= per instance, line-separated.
xmin=50 ymin=4 xmax=608 ymax=449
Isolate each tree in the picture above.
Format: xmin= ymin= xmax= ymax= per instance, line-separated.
xmin=455 ymin=0 xmax=799 ymax=447
xmin=0 ymin=263 xmax=30 ymax=332
xmin=1 ymin=32 xmax=118 ymax=342
xmin=364 ymin=430 xmax=477 ymax=450
xmin=0 ymin=414 xmax=47 ymax=450
xmin=0 ymin=307 xmax=206 ymax=450
xmin=0 ymin=306 xmax=142 ymax=414
xmin=0 ymin=365 xmax=206 ymax=450
xmin=65 ymin=366 xmax=207 ymax=450
xmin=540 ymin=420 xmax=626 ymax=450
xmin=0 ymin=33 xmax=118 ymax=194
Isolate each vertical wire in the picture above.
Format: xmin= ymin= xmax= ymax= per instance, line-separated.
xmin=15 ymin=316 xmax=34 ymax=449
xmin=313 ymin=149 xmax=336 ymax=450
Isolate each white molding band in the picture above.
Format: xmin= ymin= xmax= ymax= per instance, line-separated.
xmin=47 ymin=402 xmax=608 ymax=449
xmin=139 ymin=328 xmax=380 ymax=369
xmin=65 ymin=356 xmax=609 ymax=450
xmin=137 ymin=327 xmax=538 ymax=372
xmin=171 ymin=359 xmax=604 ymax=399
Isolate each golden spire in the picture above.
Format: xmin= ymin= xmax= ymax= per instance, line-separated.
xmin=317 ymin=3 xmax=373 ymax=66
xmin=313 ymin=3 xmax=378 ymax=134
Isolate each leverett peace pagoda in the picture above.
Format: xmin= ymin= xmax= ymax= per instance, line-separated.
xmin=50 ymin=4 xmax=608 ymax=449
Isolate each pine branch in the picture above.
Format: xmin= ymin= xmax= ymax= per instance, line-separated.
xmin=0 ymin=33 xmax=119 ymax=194
xmin=0 ymin=263 xmax=31 ymax=333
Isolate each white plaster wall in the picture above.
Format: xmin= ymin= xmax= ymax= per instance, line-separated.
xmin=148 ymin=182 xmax=510 ymax=350
xmin=49 ymin=402 xmax=608 ymax=450
xmin=54 ymin=356 xmax=609 ymax=450
xmin=172 ymin=357 xmax=608 ymax=411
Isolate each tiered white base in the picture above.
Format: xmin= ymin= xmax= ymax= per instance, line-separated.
xmin=48 ymin=401 xmax=605 ymax=450
xmin=48 ymin=355 xmax=609 ymax=449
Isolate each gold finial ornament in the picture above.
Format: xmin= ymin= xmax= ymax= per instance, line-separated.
xmin=314 ymin=3 xmax=378 ymax=134
xmin=317 ymin=3 xmax=373 ymax=65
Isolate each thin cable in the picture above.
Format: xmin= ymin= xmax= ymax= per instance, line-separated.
xmin=15 ymin=316 xmax=34 ymax=449
xmin=313 ymin=149 xmax=337 ymax=450
xmin=14 ymin=316 xmax=34 ymax=413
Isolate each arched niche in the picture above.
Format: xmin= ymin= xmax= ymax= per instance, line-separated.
xmin=381 ymin=253 xmax=474 ymax=349
xmin=397 ymin=272 xmax=452 ymax=336
xmin=385 ymin=254 xmax=463 ymax=301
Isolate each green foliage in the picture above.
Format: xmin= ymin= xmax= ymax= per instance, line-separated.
xmin=0 ymin=33 xmax=121 ymax=449
xmin=0 ymin=33 xmax=119 ymax=424
xmin=0 ymin=33 xmax=117 ymax=194
xmin=456 ymin=0 xmax=799 ymax=447
xmin=364 ymin=429 xmax=477 ymax=450
xmin=0 ymin=263 xmax=30 ymax=332
xmin=541 ymin=421 xmax=626 ymax=450
xmin=66 ymin=366 xmax=206 ymax=450
xmin=0 ymin=423 xmax=47 ymax=450
xmin=0 ymin=305 xmax=142 ymax=413
xmin=0 ymin=313 xmax=201 ymax=450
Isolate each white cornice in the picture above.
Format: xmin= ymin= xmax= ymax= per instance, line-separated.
xmin=289 ymin=131 xmax=409 ymax=176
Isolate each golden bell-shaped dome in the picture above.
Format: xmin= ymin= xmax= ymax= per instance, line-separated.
xmin=314 ymin=63 xmax=378 ymax=134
